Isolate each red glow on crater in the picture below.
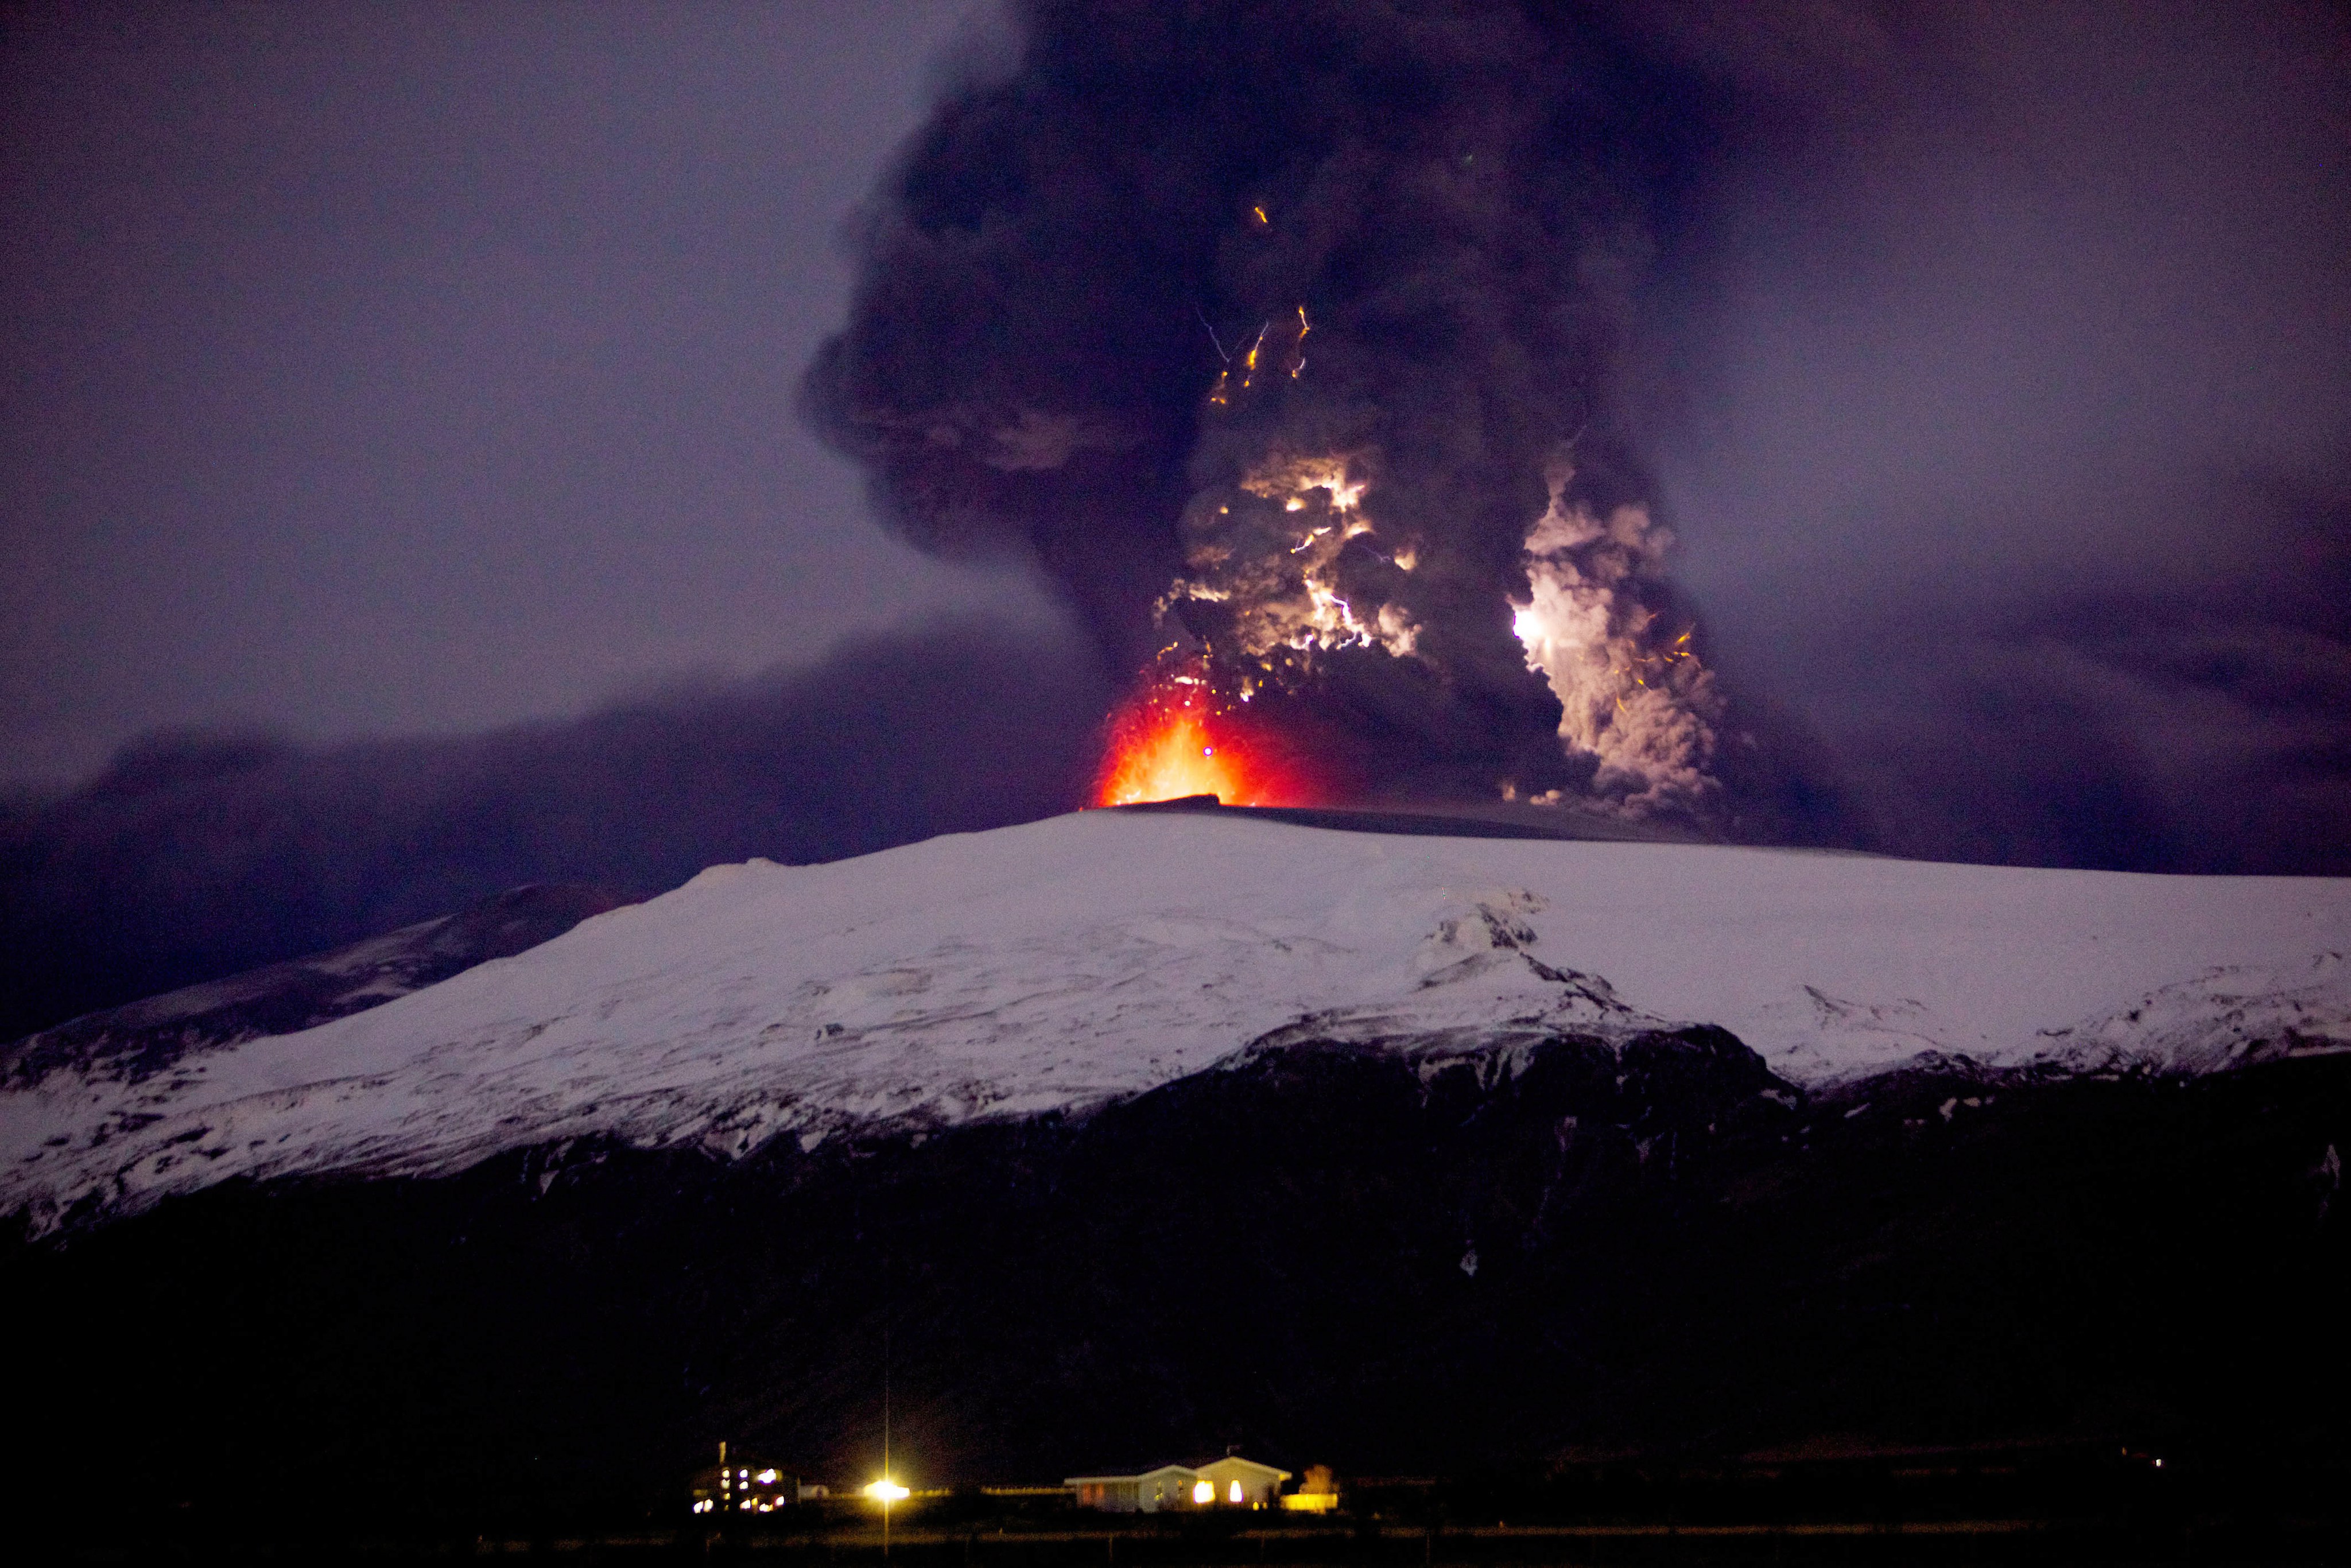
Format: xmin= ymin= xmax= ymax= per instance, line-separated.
xmin=1091 ymin=660 xmax=1325 ymax=808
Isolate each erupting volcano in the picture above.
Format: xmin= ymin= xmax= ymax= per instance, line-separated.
xmin=1091 ymin=656 xmax=1321 ymax=807
xmin=804 ymin=2 xmax=1797 ymax=832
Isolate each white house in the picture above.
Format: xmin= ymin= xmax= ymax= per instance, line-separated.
xmin=1064 ymin=1455 xmax=1293 ymax=1512
xmin=1064 ymin=1464 xmax=1202 ymax=1513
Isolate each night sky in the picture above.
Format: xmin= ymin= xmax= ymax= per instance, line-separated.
xmin=6 ymin=0 xmax=2348 ymax=1040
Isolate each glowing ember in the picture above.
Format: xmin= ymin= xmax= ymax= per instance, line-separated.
xmin=1091 ymin=659 xmax=1320 ymax=807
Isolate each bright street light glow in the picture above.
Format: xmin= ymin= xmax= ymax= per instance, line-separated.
xmin=866 ymin=1478 xmax=910 ymax=1503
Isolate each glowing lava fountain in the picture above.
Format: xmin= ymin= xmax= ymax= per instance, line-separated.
xmin=1091 ymin=658 xmax=1320 ymax=807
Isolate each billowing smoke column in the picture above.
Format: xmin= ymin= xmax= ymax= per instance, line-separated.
xmin=804 ymin=0 xmax=1729 ymax=817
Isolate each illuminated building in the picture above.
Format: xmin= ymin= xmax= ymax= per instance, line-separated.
xmin=688 ymin=1442 xmax=802 ymax=1516
xmin=1064 ymin=1454 xmax=1295 ymax=1512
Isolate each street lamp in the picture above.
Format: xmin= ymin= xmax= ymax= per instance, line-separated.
xmin=866 ymin=1477 xmax=910 ymax=1557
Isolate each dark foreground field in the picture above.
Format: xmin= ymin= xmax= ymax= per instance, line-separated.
xmin=20 ymin=1508 xmax=2351 ymax=1568
xmin=7 ymin=1035 xmax=2346 ymax=1559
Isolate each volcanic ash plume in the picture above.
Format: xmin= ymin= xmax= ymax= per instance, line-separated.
xmin=1511 ymin=460 xmax=1722 ymax=815
xmin=802 ymin=1 xmax=1744 ymax=817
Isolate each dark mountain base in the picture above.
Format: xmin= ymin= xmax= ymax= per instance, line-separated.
xmin=5 ymin=1035 xmax=2346 ymax=1540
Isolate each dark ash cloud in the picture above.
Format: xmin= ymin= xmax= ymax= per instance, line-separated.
xmin=809 ymin=0 xmax=2351 ymax=866
xmin=0 ymin=624 xmax=1112 ymax=1042
xmin=802 ymin=0 xmax=1808 ymax=820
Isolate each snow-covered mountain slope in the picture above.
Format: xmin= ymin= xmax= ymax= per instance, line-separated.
xmin=5 ymin=809 xmax=2346 ymax=1233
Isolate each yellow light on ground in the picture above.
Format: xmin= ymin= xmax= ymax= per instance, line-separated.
xmin=866 ymin=1479 xmax=910 ymax=1504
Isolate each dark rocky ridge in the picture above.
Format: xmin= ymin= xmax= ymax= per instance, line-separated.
xmin=5 ymin=1026 xmax=2344 ymax=1536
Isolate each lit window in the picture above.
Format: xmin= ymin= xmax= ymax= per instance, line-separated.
xmin=1229 ymin=1481 xmax=1243 ymax=1504
xmin=1192 ymin=1480 xmax=1213 ymax=1505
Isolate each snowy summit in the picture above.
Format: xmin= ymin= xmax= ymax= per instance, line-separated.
xmin=5 ymin=808 xmax=2348 ymax=1235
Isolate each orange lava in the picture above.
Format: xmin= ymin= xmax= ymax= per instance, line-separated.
xmin=1091 ymin=664 xmax=1318 ymax=807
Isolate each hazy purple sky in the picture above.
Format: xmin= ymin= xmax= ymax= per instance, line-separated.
xmin=3 ymin=0 xmax=1060 ymax=785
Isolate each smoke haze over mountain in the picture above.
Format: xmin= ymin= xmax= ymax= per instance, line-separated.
xmin=1648 ymin=2 xmax=2351 ymax=873
xmin=0 ymin=624 xmax=1110 ymax=1042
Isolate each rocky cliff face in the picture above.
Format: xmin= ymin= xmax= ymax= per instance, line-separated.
xmin=7 ymin=1024 xmax=2343 ymax=1534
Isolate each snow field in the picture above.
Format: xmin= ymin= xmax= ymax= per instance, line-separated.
xmin=4 ymin=810 xmax=2346 ymax=1232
